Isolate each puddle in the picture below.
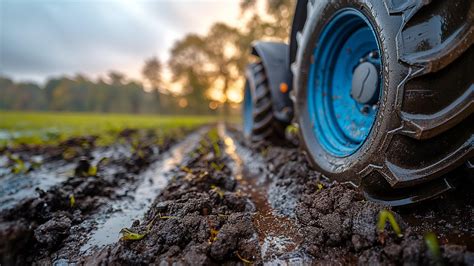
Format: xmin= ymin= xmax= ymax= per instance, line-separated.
xmin=80 ymin=128 xmax=206 ymax=254
xmin=0 ymin=130 xmax=10 ymax=140
xmin=0 ymin=143 xmax=137 ymax=212
xmin=218 ymin=125 xmax=305 ymax=262
xmin=0 ymin=162 xmax=74 ymax=211
xmin=0 ymin=127 xmax=65 ymax=141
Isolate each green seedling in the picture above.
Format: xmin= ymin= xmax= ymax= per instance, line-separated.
xmin=119 ymin=228 xmax=146 ymax=241
xmin=145 ymin=213 xmax=177 ymax=232
xmin=181 ymin=166 xmax=193 ymax=174
xmin=424 ymin=232 xmax=442 ymax=263
xmin=285 ymin=124 xmax=299 ymax=137
xmin=197 ymin=145 xmax=208 ymax=155
xmin=211 ymin=185 xmax=225 ymax=199
xmin=145 ymin=214 xmax=159 ymax=232
xmin=62 ymin=148 xmax=77 ymax=160
xmin=209 ymin=228 xmax=219 ymax=243
xmin=213 ymin=142 xmax=221 ymax=157
xmin=131 ymin=139 xmax=140 ymax=150
xmin=377 ymin=209 xmax=403 ymax=237
xmin=69 ymin=194 xmax=75 ymax=208
xmin=210 ymin=162 xmax=224 ymax=172
xmin=10 ymin=156 xmax=26 ymax=174
xmin=159 ymin=213 xmax=177 ymax=220
xmin=88 ymin=165 xmax=97 ymax=176
xmin=235 ymin=251 xmax=253 ymax=264
xmin=317 ymin=183 xmax=324 ymax=191
xmin=197 ymin=171 xmax=209 ymax=180
xmin=207 ymin=129 xmax=220 ymax=143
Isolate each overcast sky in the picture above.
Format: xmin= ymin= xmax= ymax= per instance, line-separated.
xmin=0 ymin=0 xmax=241 ymax=84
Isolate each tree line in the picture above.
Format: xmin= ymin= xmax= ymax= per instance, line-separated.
xmin=0 ymin=0 xmax=294 ymax=115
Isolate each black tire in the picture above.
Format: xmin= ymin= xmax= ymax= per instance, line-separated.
xmin=293 ymin=0 xmax=473 ymax=204
xmin=243 ymin=62 xmax=285 ymax=142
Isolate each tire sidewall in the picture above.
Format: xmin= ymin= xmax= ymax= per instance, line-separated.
xmin=295 ymin=0 xmax=407 ymax=181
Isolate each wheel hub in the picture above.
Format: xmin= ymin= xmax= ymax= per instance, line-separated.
xmin=351 ymin=61 xmax=379 ymax=105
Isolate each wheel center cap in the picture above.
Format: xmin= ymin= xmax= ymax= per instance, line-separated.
xmin=351 ymin=62 xmax=379 ymax=105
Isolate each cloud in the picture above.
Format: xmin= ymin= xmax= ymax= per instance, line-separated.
xmin=0 ymin=0 xmax=240 ymax=83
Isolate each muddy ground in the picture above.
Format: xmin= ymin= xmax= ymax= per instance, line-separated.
xmin=0 ymin=125 xmax=472 ymax=265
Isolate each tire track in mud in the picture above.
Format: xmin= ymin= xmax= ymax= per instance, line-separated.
xmin=0 ymin=127 xmax=203 ymax=265
xmin=77 ymin=128 xmax=207 ymax=255
xmin=221 ymin=126 xmax=474 ymax=265
xmin=217 ymin=124 xmax=309 ymax=263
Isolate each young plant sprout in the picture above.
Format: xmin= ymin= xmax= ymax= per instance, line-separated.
xmin=235 ymin=251 xmax=253 ymax=264
xmin=210 ymin=162 xmax=224 ymax=171
xmin=424 ymin=232 xmax=442 ymax=262
xmin=213 ymin=142 xmax=221 ymax=158
xmin=119 ymin=228 xmax=146 ymax=241
xmin=209 ymin=228 xmax=219 ymax=243
xmin=69 ymin=194 xmax=75 ymax=208
xmin=377 ymin=210 xmax=403 ymax=237
xmin=317 ymin=183 xmax=324 ymax=191
xmin=211 ymin=185 xmax=225 ymax=199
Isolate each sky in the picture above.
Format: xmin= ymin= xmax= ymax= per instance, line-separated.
xmin=0 ymin=0 xmax=242 ymax=84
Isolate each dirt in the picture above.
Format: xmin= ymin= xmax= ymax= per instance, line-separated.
xmin=0 ymin=127 xmax=192 ymax=265
xmin=0 ymin=124 xmax=472 ymax=265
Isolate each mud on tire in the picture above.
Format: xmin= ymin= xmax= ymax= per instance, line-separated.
xmin=243 ymin=62 xmax=285 ymax=142
xmin=293 ymin=0 xmax=473 ymax=204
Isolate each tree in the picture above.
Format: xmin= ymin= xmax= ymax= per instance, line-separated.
xmin=168 ymin=34 xmax=213 ymax=114
xmin=169 ymin=24 xmax=245 ymax=115
xmin=240 ymin=0 xmax=295 ymax=40
xmin=204 ymin=23 xmax=244 ymax=115
xmin=108 ymin=71 xmax=125 ymax=85
xmin=142 ymin=57 xmax=164 ymax=112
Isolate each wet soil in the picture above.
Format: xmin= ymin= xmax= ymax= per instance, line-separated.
xmin=0 ymin=127 xmax=193 ymax=265
xmin=0 ymin=125 xmax=472 ymax=265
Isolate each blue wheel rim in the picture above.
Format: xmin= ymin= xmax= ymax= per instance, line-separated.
xmin=243 ymin=81 xmax=253 ymax=136
xmin=307 ymin=8 xmax=382 ymax=157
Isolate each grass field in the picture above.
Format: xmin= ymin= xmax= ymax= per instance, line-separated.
xmin=0 ymin=111 xmax=216 ymax=147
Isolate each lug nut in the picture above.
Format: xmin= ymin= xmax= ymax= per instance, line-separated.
xmin=369 ymin=51 xmax=379 ymax=59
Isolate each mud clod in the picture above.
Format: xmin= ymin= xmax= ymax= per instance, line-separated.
xmin=34 ymin=213 xmax=72 ymax=248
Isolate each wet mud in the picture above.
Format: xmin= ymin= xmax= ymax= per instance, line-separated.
xmin=0 ymin=127 xmax=193 ymax=265
xmin=0 ymin=125 xmax=472 ymax=265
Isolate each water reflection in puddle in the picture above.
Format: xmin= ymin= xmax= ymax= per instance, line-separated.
xmin=80 ymin=129 xmax=206 ymax=254
xmin=0 ymin=161 xmax=74 ymax=211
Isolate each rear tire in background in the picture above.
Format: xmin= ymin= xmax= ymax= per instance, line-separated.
xmin=243 ymin=62 xmax=285 ymax=142
xmin=293 ymin=0 xmax=473 ymax=205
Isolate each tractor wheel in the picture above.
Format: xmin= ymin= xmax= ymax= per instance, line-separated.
xmin=293 ymin=0 xmax=473 ymax=205
xmin=243 ymin=62 xmax=284 ymax=141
